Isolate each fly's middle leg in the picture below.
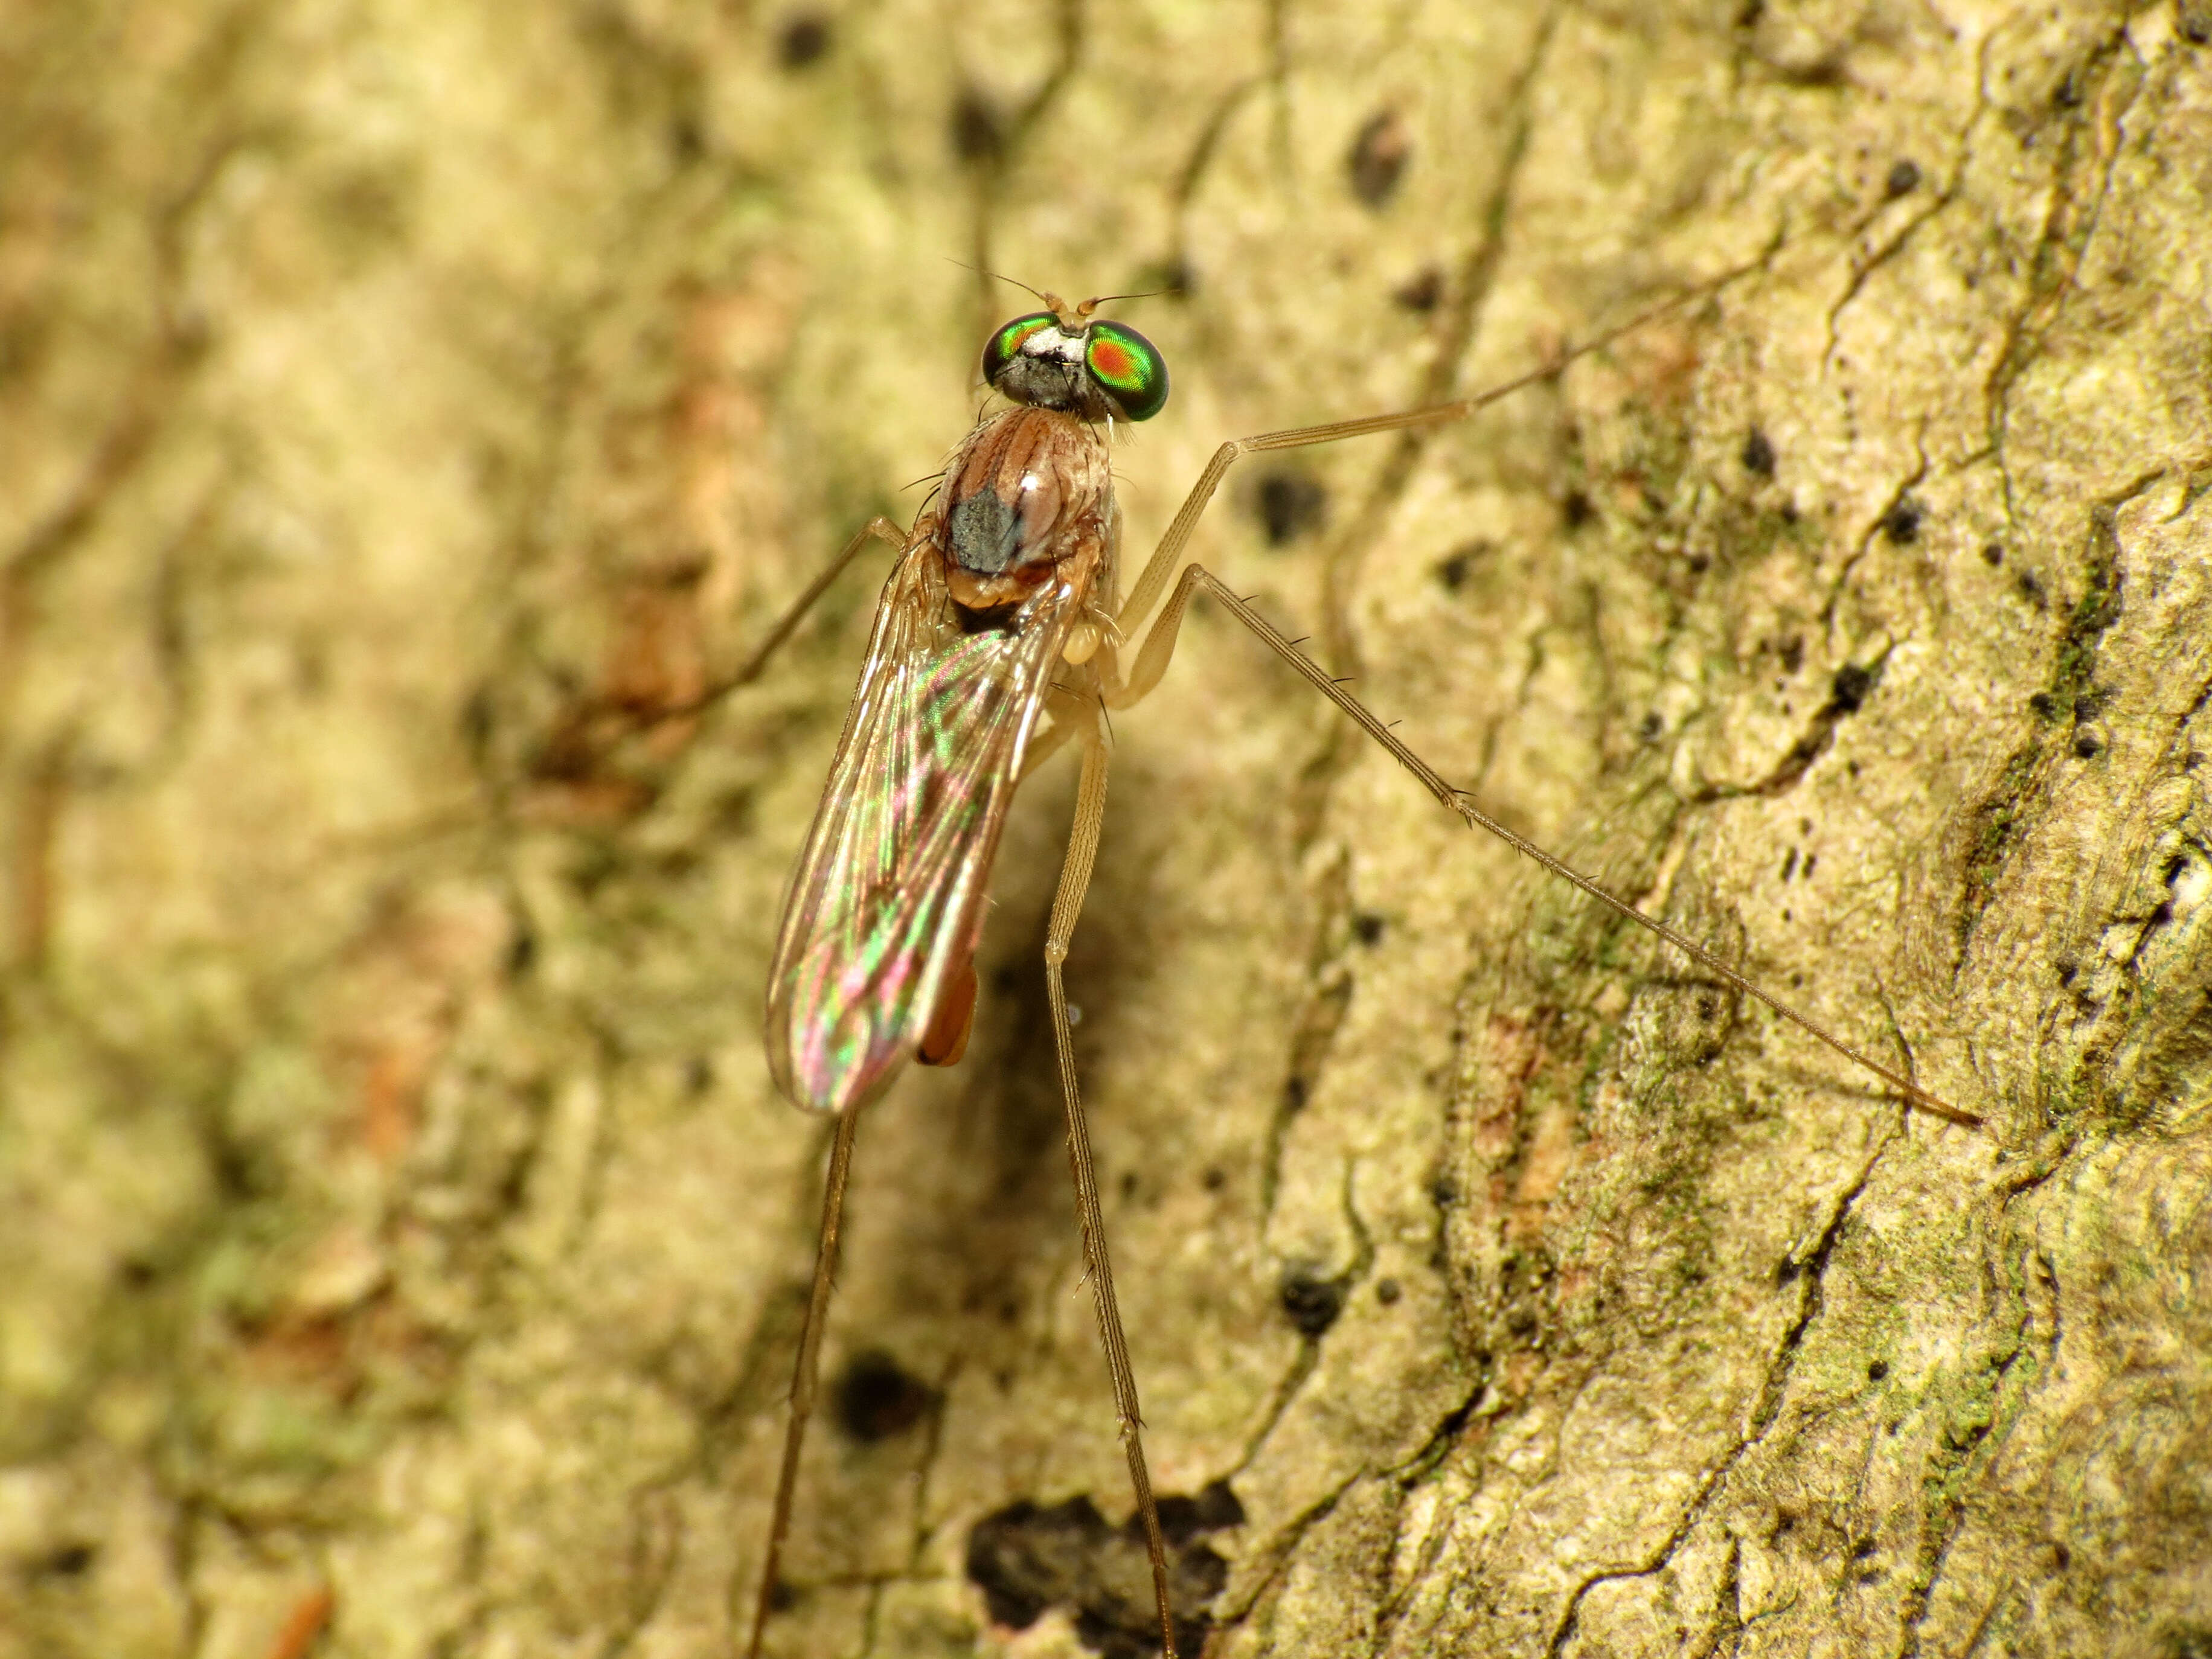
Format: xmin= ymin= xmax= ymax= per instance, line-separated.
xmin=1041 ymin=723 xmax=1186 ymax=1658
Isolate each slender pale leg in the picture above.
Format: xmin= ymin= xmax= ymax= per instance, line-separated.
xmin=744 ymin=1105 xmax=863 ymax=1659
xmin=1098 ymin=380 xmax=1973 ymax=1125
xmin=1038 ymin=726 xmax=1187 ymax=1657
xmin=723 ymin=517 xmax=910 ymax=692
xmin=1113 ymin=563 xmax=1976 ymax=1127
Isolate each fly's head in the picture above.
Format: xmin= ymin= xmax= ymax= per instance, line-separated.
xmin=981 ymin=296 xmax=1169 ymax=426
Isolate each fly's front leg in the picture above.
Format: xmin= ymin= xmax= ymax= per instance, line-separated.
xmin=1109 ymin=274 xmax=1755 ymax=654
xmin=716 ymin=514 xmax=910 ymax=704
xmin=616 ymin=514 xmax=911 ymax=752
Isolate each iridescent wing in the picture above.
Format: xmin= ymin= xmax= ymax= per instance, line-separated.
xmin=765 ymin=544 xmax=1083 ymax=1114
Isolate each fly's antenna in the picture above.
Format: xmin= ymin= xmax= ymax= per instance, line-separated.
xmin=947 ymin=258 xmax=1054 ymax=310
xmin=1078 ymin=287 xmax=1170 ymax=315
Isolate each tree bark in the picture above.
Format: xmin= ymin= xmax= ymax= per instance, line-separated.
xmin=2 ymin=2 xmax=2208 ymax=1656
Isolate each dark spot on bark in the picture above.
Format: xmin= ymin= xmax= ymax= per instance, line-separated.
xmin=833 ymin=1349 xmax=937 ymax=1443
xmin=1742 ymin=428 xmax=1776 ymax=476
xmin=1851 ymin=1535 xmax=1879 ymax=1560
xmin=685 ymin=1056 xmax=713 ymax=1094
xmin=777 ymin=11 xmax=832 ymax=68
xmin=1801 ymin=853 xmax=1816 ymax=880
xmin=767 ymin=1577 xmax=797 ymax=1613
xmin=1376 ymin=1277 xmax=1402 ymax=1305
xmin=1120 ymin=1170 xmax=1139 ymax=1201
xmin=1436 ymin=539 xmax=1490 ymax=590
xmin=1882 ymin=497 xmax=1923 ymax=543
xmin=1202 ymin=1166 xmax=1226 ymax=1192
xmin=1983 ymin=540 xmax=2004 ymax=566
xmin=1868 ymin=1358 xmax=1889 ymax=1381
xmin=2016 ymin=569 xmax=2047 ymax=607
xmin=1780 ymin=848 xmax=1799 ymax=883
xmin=1281 ymin=1075 xmax=1309 ymax=1112
xmin=1830 ymin=662 xmax=1876 ymax=712
xmin=507 ymin=926 xmax=537 ymax=977
xmin=1431 ymin=1173 xmax=1460 ymax=1207
xmin=668 ymin=115 xmax=705 ymax=164
xmin=1776 ymin=1258 xmax=1801 ymax=1287
xmin=1253 ymin=470 xmax=1328 ymax=545
xmin=2074 ymin=732 xmax=2101 ymax=758
xmin=41 ymin=1544 xmax=94 ymax=1576
xmin=1885 ymin=159 xmax=1922 ymax=197
xmin=951 ymin=86 xmax=1003 ymax=165
xmin=1393 ymin=264 xmax=1444 ymax=311
xmin=461 ymin=686 xmax=495 ymax=757
xmin=1562 ymin=488 xmax=1593 ymax=530
xmin=1158 ymin=1480 xmax=1245 ymax=1542
xmin=967 ymin=1485 xmax=1240 ymax=1657
xmin=1779 ymin=635 xmax=1804 ymax=674
xmin=2028 ymin=691 xmax=2060 ymax=721
xmin=1641 ymin=711 xmax=1664 ymax=740
xmin=1347 ymin=110 xmax=1411 ymax=207
xmin=1353 ymin=912 xmax=1387 ymax=945
xmin=1280 ymin=1267 xmax=1347 ymax=1337
xmin=2182 ymin=1 xmax=2212 ymax=43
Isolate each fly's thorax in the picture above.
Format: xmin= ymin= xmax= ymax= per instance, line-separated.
xmin=937 ymin=406 xmax=1113 ymax=619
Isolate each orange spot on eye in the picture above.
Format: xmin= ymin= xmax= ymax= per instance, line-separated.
xmin=1091 ymin=343 xmax=1132 ymax=379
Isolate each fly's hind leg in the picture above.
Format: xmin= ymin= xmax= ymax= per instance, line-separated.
xmin=1101 ymin=397 xmax=1978 ymax=1128
xmin=1042 ymin=723 xmax=1187 ymax=1658
xmin=744 ymin=1103 xmax=864 ymax=1659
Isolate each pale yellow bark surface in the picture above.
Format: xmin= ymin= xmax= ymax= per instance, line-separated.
xmin=2 ymin=2 xmax=2208 ymax=1656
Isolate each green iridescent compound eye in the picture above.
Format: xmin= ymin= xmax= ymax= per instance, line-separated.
xmin=1085 ymin=320 xmax=1169 ymax=421
xmin=981 ymin=313 xmax=1056 ymax=387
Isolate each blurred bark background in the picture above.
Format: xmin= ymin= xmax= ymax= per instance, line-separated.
xmin=2 ymin=1 xmax=2209 ymax=1655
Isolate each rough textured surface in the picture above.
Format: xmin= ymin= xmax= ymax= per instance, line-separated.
xmin=2 ymin=2 xmax=2209 ymax=1657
